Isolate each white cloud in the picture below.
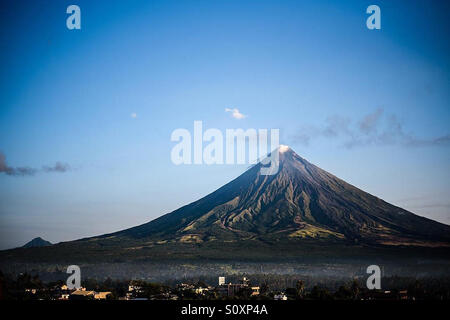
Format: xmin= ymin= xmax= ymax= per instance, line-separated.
xmin=131 ymin=112 xmax=137 ymax=119
xmin=225 ymin=108 xmax=246 ymax=120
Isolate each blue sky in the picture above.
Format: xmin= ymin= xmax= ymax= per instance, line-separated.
xmin=0 ymin=0 xmax=449 ymax=249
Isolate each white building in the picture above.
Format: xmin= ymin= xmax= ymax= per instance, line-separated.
xmin=274 ymin=293 xmax=288 ymax=300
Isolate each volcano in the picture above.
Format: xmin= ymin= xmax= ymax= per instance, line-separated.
xmin=2 ymin=147 xmax=449 ymax=266
xmin=103 ymin=146 xmax=450 ymax=246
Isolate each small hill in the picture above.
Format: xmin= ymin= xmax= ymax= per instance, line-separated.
xmin=22 ymin=237 xmax=52 ymax=248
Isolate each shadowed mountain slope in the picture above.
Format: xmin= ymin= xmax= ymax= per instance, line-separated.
xmin=2 ymin=147 xmax=449 ymax=266
xmin=102 ymin=147 xmax=450 ymax=246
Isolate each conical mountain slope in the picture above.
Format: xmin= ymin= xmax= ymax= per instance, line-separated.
xmin=108 ymin=147 xmax=450 ymax=246
xmin=22 ymin=237 xmax=52 ymax=248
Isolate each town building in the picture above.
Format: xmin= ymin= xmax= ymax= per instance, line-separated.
xmin=274 ymin=293 xmax=288 ymax=300
xmin=94 ymin=292 xmax=113 ymax=300
xmin=70 ymin=290 xmax=96 ymax=300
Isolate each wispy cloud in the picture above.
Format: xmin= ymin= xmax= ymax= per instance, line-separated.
xmin=42 ymin=162 xmax=71 ymax=173
xmin=130 ymin=112 xmax=137 ymax=119
xmin=397 ymin=194 xmax=450 ymax=210
xmin=292 ymin=108 xmax=450 ymax=149
xmin=0 ymin=152 xmax=71 ymax=177
xmin=0 ymin=153 xmax=37 ymax=176
xmin=408 ymin=203 xmax=450 ymax=209
xmin=225 ymin=108 xmax=246 ymax=120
